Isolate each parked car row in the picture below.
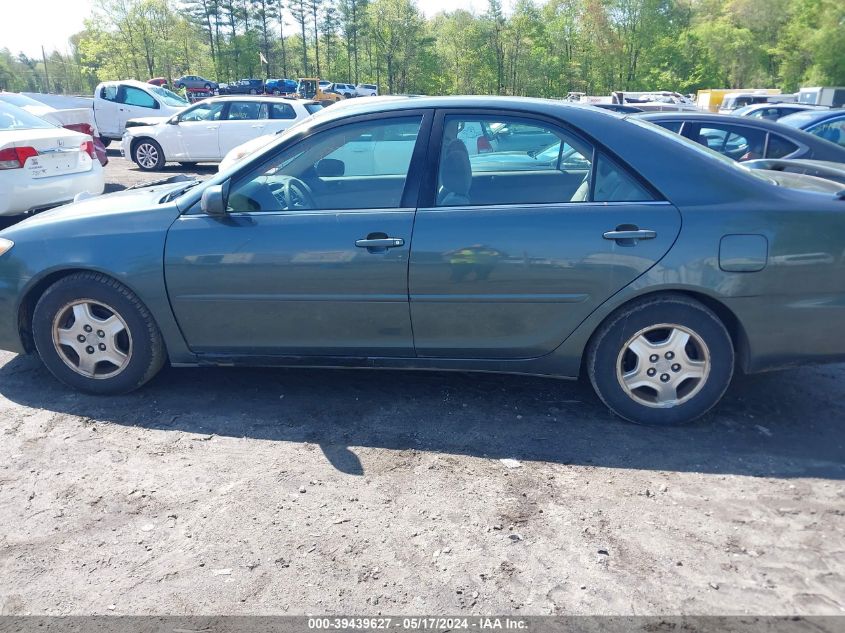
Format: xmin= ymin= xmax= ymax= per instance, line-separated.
xmin=217 ymin=78 xmax=378 ymax=98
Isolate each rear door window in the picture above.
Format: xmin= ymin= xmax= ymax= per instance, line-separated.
xmin=100 ymin=85 xmax=119 ymax=102
xmin=268 ymin=103 xmax=296 ymax=119
xmin=226 ymin=101 xmax=263 ymax=120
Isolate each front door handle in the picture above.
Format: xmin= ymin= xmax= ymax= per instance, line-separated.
xmin=603 ymin=228 xmax=657 ymax=243
xmin=355 ymin=237 xmax=405 ymax=249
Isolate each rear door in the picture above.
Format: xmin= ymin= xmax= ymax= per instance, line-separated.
xmin=408 ymin=110 xmax=681 ymax=359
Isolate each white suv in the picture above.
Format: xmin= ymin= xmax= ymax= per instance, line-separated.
xmin=122 ymin=96 xmax=322 ymax=170
xmin=328 ymin=83 xmax=356 ymax=98
xmin=356 ymin=83 xmax=379 ymax=97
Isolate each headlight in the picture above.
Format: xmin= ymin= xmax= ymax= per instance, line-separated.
xmin=0 ymin=238 xmax=13 ymax=256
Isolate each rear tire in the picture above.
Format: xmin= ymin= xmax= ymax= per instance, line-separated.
xmin=100 ymin=137 xmax=111 ymax=148
xmin=32 ymin=272 xmax=166 ymax=395
xmin=587 ymin=294 xmax=734 ymax=426
xmin=132 ymin=138 xmax=165 ymax=171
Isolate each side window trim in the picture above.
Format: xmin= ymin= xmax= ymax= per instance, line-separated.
xmin=420 ymin=108 xmax=598 ymax=209
xmin=224 ymin=109 xmax=433 ymax=215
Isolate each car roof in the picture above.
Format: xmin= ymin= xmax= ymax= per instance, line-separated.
xmin=313 ymin=95 xmax=613 ymax=123
xmin=99 ymin=79 xmax=155 ymax=88
xmin=779 ymin=108 xmax=845 ymax=127
xmin=741 ymin=103 xmax=812 ymax=111
xmin=203 ymin=96 xmax=313 ymax=104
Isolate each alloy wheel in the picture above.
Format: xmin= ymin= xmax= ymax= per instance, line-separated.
xmin=135 ymin=143 xmax=159 ymax=169
xmin=51 ymin=300 xmax=133 ymax=379
xmin=616 ymin=323 xmax=710 ymax=408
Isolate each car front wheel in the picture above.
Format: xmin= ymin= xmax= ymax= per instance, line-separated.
xmin=32 ymin=272 xmax=166 ymax=394
xmin=587 ymin=294 xmax=734 ymax=425
xmin=132 ymin=139 xmax=165 ymax=171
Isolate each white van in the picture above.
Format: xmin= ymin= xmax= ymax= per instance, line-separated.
xmin=94 ymin=80 xmax=189 ymax=142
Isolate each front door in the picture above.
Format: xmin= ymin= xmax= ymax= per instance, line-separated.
xmin=408 ymin=112 xmax=682 ymax=359
xmin=164 ymin=112 xmax=431 ymax=357
xmin=172 ymin=100 xmax=226 ymax=160
xmin=218 ymin=101 xmax=267 ymax=159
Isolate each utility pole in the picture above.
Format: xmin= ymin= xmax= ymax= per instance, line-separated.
xmin=41 ymin=45 xmax=51 ymax=93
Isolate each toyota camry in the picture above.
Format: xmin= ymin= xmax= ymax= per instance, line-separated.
xmin=1 ymin=96 xmax=844 ymax=426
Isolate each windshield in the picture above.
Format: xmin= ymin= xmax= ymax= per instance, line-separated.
xmin=149 ymin=85 xmax=188 ymax=107
xmin=0 ymin=102 xmax=56 ymax=130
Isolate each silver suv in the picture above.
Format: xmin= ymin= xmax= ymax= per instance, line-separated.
xmin=356 ymin=83 xmax=379 ymax=97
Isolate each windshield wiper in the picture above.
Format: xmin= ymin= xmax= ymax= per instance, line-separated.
xmin=161 ymin=180 xmax=201 ymax=203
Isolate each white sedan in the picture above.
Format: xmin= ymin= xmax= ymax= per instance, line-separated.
xmin=121 ymin=96 xmax=322 ymax=171
xmin=0 ymin=102 xmax=104 ymax=216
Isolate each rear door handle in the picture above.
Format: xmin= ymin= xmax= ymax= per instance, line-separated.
xmin=355 ymin=237 xmax=405 ymax=249
xmin=603 ymin=229 xmax=657 ymax=242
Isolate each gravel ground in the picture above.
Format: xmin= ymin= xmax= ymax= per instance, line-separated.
xmin=0 ymin=151 xmax=843 ymax=616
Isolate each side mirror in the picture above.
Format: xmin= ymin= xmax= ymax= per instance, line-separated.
xmin=316 ymin=158 xmax=345 ymax=177
xmin=168 ymin=117 xmax=180 ymax=125
xmin=201 ymin=184 xmax=228 ymax=216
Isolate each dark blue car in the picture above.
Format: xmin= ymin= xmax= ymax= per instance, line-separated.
xmin=218 ymin=79 xmax=265 ymax=95
xmin=265 ymin=78 xmax=297 ymax=95
xmin=779 ymin=108 xmax=845 ymax=148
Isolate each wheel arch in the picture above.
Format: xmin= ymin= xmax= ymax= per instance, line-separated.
xmin=580 ymin=288 xmax=751 ymax=376
xmin=17 ymin=267 xmax=167 ymax=357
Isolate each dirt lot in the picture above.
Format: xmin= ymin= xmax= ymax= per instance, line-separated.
xmin=0 ymin=152 xmax=843 ymax=616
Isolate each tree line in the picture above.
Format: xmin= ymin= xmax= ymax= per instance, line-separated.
xmin=1 ymin=0 xmax=843 ymax=99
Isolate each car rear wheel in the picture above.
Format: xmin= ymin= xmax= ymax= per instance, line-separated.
xmin=273 ymin=89 xmax=281 ymax=95
xmin=132 ymin=139 xmax=165 ymax=171
xmin=204 ymin=83 xmax=212 ymax=90
xmin=32 ymin=272 xmax=166 ymax=394
xmin=100 ymin=137 xmax=111 ymax=148
xmin=587 ymin=294 xmax=734 ymax=425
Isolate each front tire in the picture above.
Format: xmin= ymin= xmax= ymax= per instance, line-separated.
xmin=32 ymin=273 xmax=166 ymax=394
xmin=587 ymin=294 xmax=734 ymax=425
xmin=132 ymin=138 xmax=165 ymax=171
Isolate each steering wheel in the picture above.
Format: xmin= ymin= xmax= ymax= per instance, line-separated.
xmin=280 ymin=176 xmax=316 ymax=210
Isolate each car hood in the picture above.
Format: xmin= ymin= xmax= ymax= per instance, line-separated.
xmin=0 ymin=182 xmax=188 ymax=240
xmin=125 ymin=116 xmax=170 ymax=129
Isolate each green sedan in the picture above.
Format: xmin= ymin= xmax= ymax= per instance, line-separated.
xmin=1 ymin=96 xmax=844 ymax=426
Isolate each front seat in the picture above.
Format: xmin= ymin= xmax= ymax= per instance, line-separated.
xmin=437 ymin=139 xmax=472 ymax=205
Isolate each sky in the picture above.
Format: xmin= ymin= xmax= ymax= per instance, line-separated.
xmin=0 ymin=0 xmax=491 ymax=58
